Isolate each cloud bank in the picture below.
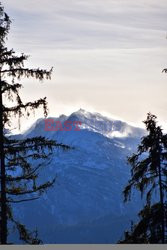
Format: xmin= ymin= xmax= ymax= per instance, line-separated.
xmin=2 ymin=0 xmax=167 ymax=130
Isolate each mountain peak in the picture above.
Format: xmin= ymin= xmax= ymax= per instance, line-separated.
xmin=78 ymin=108 xmax=86 ymax=113
xmin=71 ymin=109 xmax=108 ymax=121
xmin=66 ymin=109 xmax=144 ymax=138
xmin=23 ymin=109 xmax=145 ymax=139
xmin=72 ymin=108 xmax=89 ymax=116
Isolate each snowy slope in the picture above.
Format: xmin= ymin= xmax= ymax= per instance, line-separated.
xmin=12 ymin=109 xmax=145 ymax=243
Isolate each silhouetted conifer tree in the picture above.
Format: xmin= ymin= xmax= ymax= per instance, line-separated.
xmin=0 ymin=3 xmax=69 ymax=244
xmin=120 ymin=113 xmax=167 ymax=243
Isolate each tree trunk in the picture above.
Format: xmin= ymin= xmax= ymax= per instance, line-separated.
xmin=158 ymin=155 xmax=165 ymax=243
xmin=0 ymin=76 xmax=7 ymax=244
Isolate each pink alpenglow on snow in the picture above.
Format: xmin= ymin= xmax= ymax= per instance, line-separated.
xmin=45 ymin=119 xmax=82 ymax=131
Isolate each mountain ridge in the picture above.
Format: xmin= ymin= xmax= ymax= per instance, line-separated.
xmin=24 ymin=108 xmax=145 ymax=140
xmin=11 ymin=109 xmax=144 ymax=243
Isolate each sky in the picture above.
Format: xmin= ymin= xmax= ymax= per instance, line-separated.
xmin=2 ymin=0 xmax=167 ymax=130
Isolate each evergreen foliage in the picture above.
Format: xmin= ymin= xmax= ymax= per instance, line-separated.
xmin=120 ymin=113 xmax=167 ymax=243
xmin=0 ymin=3 xmax=70 ymax=244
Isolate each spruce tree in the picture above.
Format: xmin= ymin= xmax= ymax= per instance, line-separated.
xmin=119 ymin=203 xmax=167 ymax=243
xmin=121 ymin=113 xmax=167 ymax=243
xmin=0 ymin=3 xmax=69 ymax=244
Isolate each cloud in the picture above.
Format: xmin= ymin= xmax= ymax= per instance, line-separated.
xmin=3 ymin=0 xmax=167 ymax=51
xmin=1 ymin=0 xmax=167 ymax=130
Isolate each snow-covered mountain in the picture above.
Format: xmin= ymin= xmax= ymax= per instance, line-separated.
xmin=12 ymin=109 xmax=145 ymax=243
xmin=24 ymin=108 xmax=144 ymax=139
